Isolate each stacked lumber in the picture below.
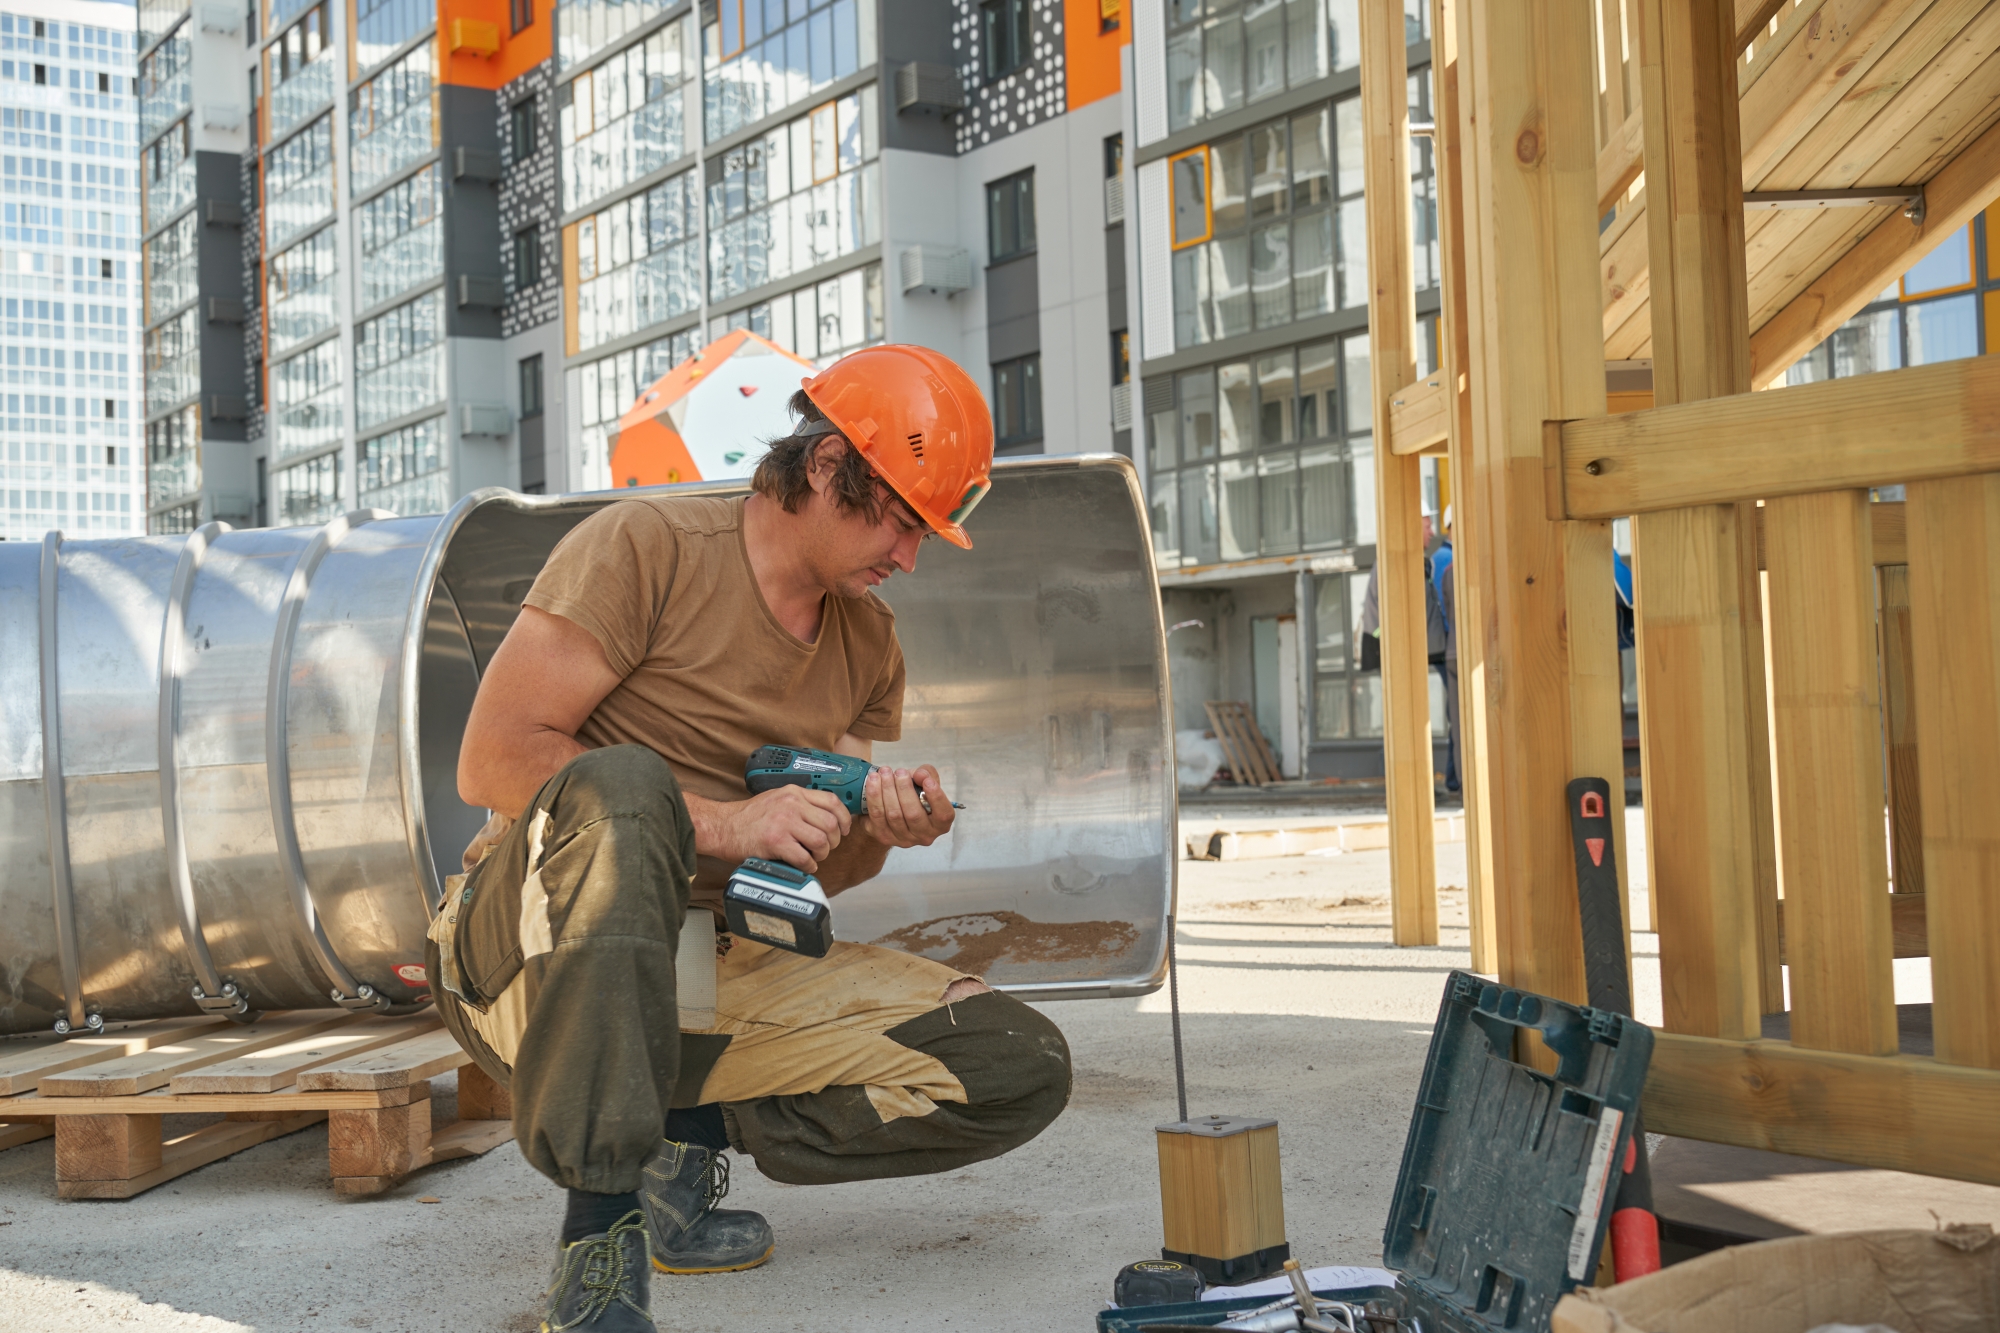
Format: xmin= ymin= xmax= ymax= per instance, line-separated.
xmin=0 ymin=1010 xmax=512 ymax=1198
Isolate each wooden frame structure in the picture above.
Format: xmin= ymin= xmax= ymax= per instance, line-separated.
xmin=1360 ymin=0 xmax=2000 ymax=1184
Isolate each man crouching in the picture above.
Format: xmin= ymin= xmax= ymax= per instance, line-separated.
xmin=436 ymin=345 xmax=1072 ymax=1331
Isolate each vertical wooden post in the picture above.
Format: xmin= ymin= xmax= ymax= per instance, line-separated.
xmin=1431 ymin=0 xmax=1497 ymax=973
xmin=1878 ymin=564 xmax=1925 ymax=895
xmin=1765 ymin=491 xmax=1896 ymax=1055
xmin=1629 ymin=0 xmax=1765 ymax=1041
xmin=1456 ymin=0 xmax=1621 ymax=1005
xmin=1359 ymin=0 xmax=1438 ymax=948
xmin=1906 ymin=476 xmax=2000 ymax=1068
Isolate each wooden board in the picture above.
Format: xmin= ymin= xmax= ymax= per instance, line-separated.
xmin=333 ymin=1119 xmax=516 ymax=1197
xmin=0 ymin=1017 xmax=226 ymax=1096
xmin=170 ymin=1015 xmax=443 ymax=1094
xmin=1643 ymin=1031 xmax=2000 ymax=1186
xmin=1554 ymin=355 xmax=2000 ymax=519
xmin=1764 ymin=490 xmax=1898 ymax=1055
xmin=1202 ymin=701 xmax=1281 ymax=787
xmin=0 ymin=1122 xmax=51 ymax=1151
xmin=1387 ymin=374 xmax=1450 ymax=456
xmin=1775 ymin=892 xmax=1929 ymax=962
xmin=1 ymin=1082 xmax=427 ymax=1115
xmin=1360 ymin=0 xmax=1439 ymax=950
xmin=1906 ymin=473 xmax=2000 ymax=1070
xmin=38 ymin=1012 xmax=363 ymax=1098
xmin=1878 ymin=564 xmax=1925 ymax=897
xmin=55 ymin=1111 xmax=327 ymax=1200
xmin=297 ymin=1029 xmax=472 ymax=1092
xmin=1752 ymin=501 xmax=1906 ymax=568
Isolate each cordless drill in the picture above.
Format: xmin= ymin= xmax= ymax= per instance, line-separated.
xmin=723 ymin=745 xmax=961 ymax=957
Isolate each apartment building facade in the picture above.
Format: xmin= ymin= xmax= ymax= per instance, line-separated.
xmin=1126 ymin=0 xmax=1441 ymax=780
xmin=137 ymin=0 xmax=1139 ymax=531
xmin=0 ymin=0 xmax=138 ymax=543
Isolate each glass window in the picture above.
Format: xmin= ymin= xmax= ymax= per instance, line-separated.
xmin=511 ymin=0 xmax=535 ymax=35
xmin=511 ymin=96 xmax=538 ymax=163
xmin=1903 ymin=226 xmax=1972 ymax=297
xmin=267 ymin=226 xmax=340 ymax=354
xmin=265 ymin=114 xmax=335 ymax=251
xmin=519 ymin=354 xmax=544 ymax=417
xmin=1830 ymin=306 xmax=1899 ymax=378
xmin=355 ymin=289 xmax=445 ymax=428
xmin=144 ymin=306 xmax=198 ymax=413
xmin=703 ymin=0 xmax=867 ymax=142
xmin=140 ymin=0 xmax=190 ymax=54
xmin=1165 ymin=0 xmax=1333 ymax=133
xmin=267 ymin=3 xmax=334 ymax=142
xmin=1220 ymin=456 xmax=1256 ymax=559
xmin=145 ymin=402 xmax=200 ymax=508
xmin=572 ymin=168 xmax=701 ymax=353
xmin=1150 ymin=469 xmax=1180 ymax=563
xmin=138 ymin=26 xmax=189 ymax=144
xmin=987 ymin=169 xmax=1035 ymax=262
xmin=359 ymin=415 xmax=448 ymax=514
xmin=704 ymin=90 xmax=880 ymax=303
xmin=514 ymin=224 xmax=543 ymax=289
xmin=993 ymin=353 xmax=1042 ymax=447
xmin=274 ymin=451 xmax=342 ymax=526
xmin=1905 ymin=293 xmax=1978 ymax=366
xmin=144 ymin=209 xmax=198 ymax=326
xmin=355 ymin=164 xmax=441 ymax=311
xmin=349 ymin=43 xmax=435 ymax=198
xmin=560 ymin=0 xmax=675 ymax=72
xmin=981 ymin=0 xmax=1030 ymax=79
xmin=1217 ymin=361 xmax=1254 ymax=454
xmin=354 ymin=0 xmax=437 ymax=75
xmin=142 ymin=118 xmax=194 ymax=233
xmin=271 ymin=339 xmax=342 ymax=461
xmin=558 ymin=18 xmax=693 ymax=214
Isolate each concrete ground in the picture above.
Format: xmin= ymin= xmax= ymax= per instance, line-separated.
xmin=0 ymin=841 xmax=1479 ymax=1333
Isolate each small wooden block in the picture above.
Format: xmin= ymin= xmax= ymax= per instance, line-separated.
xmin=329 ymin=1099 xmax=432 ymax=1179
xmin=457 ymin=1063 xmax=512 ymax=1121
xmin=56 ymin=1114 xmax=161 ymax=1182
xmin=56 ymin=1112 xmax=325 ymax=1200
xmin=0 ymin=1122 xmax=52 ymax=1151
xmin=430 ymin=1117 xmax=515 ymax=1163
xmin=1157 ymin=1115 xmax=1287 ymax=1265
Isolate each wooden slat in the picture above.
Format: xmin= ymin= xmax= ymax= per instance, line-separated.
xmin=38 ymin=1012 xmax=363 ymax=1098
xmin=0 ymin=1017 xmax=226 ymax=1096
xmin=1734 ymin=0 xmax=1790 ymax=52
xmin=1631 ymin=0 xmax=1769 ymax=1044
xmin=1749 ymin=117 xmax=2000 ymax=386
xmin=297 ymin=1029 xmax=472 ymax=1092
xmin=1597 ymin=111 xmax=1645 ymax=217
xmin=1643 ymin=1032 xmax=2000 ymax=1184
xmin=1457 ymin=0 xmax=1619 ymax=1009
xmin=1553 ymin=355 xmax=2000 ymax=519
xmin=1360 ymin=0 xmax=1439 ymax=949
xmin=1775 ymin=892 xmax=1929 ymax=961
xmin=0 ymin=1122 xmax=51 ymax=1152
xmin=1 ymin=1083 xmax=424 ymax=1114
xmin=1906 ymin=474 xmax=2000 ymax=1069
xmin=1433 ymin=0 xmax=1498 ymax=975
xmin=1387 ymin=373 xmax=1450 ymax=456
xmin=169 ymin=1015 xmax=443 ymax=1094
xmin=1764 ymin=490 xmax=1897 ymax=1054
xmin=1878 ymin=564 xmax=1924 ymax=896
xmin=1737 ymin=0 xmax=1926 ymax=187
xmin=1750 ymin=500 xmax=1906 ymax=567
xmin=55 ymin=1112 xmax=326 ymax=1200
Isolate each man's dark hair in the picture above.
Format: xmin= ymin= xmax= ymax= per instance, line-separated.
xmin=750 ymin=389 xmax=885 ymax=521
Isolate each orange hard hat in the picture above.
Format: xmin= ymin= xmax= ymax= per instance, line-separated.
xmin=799 ymin=344 xmax=994 ymax=549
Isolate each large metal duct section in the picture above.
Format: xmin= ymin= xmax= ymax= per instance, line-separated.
xmin=0 ymin=456 xmax=1173 ymax=1036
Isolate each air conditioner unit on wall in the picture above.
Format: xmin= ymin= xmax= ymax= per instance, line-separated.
xmin=894 ymin=62 xmax=964 ymax=116
xmin=899 ymin=245 xmax=971 ymax=297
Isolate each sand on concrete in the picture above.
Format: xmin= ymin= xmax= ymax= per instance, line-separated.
xmin=0 ymin=841 xmax=1484 ymax=1332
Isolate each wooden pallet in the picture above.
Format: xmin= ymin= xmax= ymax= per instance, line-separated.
xmin=1204 ymin=700 xmax=1284 ymax=785
xmin=0 ymin=1010 xmax=513 ymax=1199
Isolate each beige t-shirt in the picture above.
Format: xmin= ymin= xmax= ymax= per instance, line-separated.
xmin=520 ymin=494 xmax=905 ymax=903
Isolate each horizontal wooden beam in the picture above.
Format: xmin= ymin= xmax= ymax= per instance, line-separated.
xmin=1752 ymin=500 xmax=1905 ymax=567
xmin=1549 ymin=356 xmax=2000 ymax=519
xmin=1733 ymin=0 xmax=1789 ymax=52
xmin=1644 ymin=1031 xmax=2000 ymax=1185
xmin=1750 ymin=114 xmax=2000 ymax=388
xmin=1388 ymin=372 xmax=1451 ymax=456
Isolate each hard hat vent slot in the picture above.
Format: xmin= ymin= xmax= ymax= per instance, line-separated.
xmin=907 ymin=431 xmax=925 ymax=462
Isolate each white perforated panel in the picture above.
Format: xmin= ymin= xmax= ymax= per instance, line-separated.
xmin=1137 ymin=157 xmax=1174 ymax=362
xmin=1133 ymin=0 xmax=1168 ymax=146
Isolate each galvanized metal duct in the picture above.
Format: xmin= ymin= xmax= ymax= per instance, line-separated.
xmin=0 ymin=457 xmax=1174 ymax=1036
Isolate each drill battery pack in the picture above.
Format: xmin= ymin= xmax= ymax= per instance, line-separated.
xmin=723 ymin=857 xmax=834 ymax=958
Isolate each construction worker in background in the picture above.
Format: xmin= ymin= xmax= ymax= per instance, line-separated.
xmin=443 ymin=346 xmax=1073 ymax=1331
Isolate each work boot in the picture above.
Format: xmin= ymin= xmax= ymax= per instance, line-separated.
xmin=539 ymin=1210 xmax=652 ymax=1332
xmin=640 ymin=1138 xmax=775 ymax=1273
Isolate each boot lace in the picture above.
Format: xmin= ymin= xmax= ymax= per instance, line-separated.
xmin=563 ymin=1211 xmax=644 ymax=1326
xmin=698 ymin=1149 xmax=732 ymax=1214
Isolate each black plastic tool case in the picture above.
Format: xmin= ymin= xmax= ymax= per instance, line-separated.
xmin=1097 ymin=971 xmax=1654 ymax=1333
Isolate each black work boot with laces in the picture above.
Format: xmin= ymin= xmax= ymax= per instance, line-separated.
xmin=539 ymin=1209 xmax=652 ymax=1332
xmin=640 ymin=1138 xmax=775 ymax=1274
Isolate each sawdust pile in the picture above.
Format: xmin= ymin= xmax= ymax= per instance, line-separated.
xmin=871 ymin=911 xmax=1140 ymax=976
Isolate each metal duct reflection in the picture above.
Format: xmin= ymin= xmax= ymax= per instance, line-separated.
xmin=0 ymin=456 xmax=1173 ymax=1035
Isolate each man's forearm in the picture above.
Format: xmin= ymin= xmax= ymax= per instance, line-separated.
xmin=462 ymin=727 xmax=589 ymax=818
